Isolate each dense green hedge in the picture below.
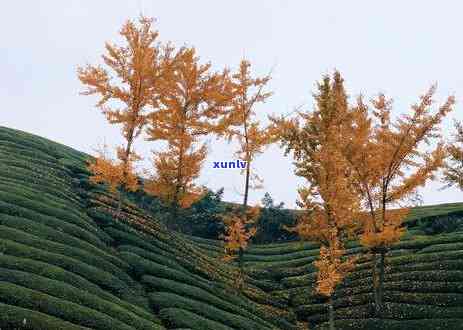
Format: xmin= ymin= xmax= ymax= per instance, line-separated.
xmin=0 ymin=254 xmax=157 ymax=324
xmin=1 ymin=174 xmax=81 ymax=206
xmin=0 ymin=200 xmax=109 ymax=249
xmin=384 ymin=291 xmax=463 ymax=306
xmin=0 ymin=282 xmax=136 ymax=330
xmin=0 ymin=268 xmax=162 ymax=329
xmin=0 ymin=139 xmax=58 ymax=162
xmin=314 ymin=318 xmax=463 ymax=330
xmin=141 ymin=275 xmax=274 ymax=329
xmin=149 ymin=291 xmax=268 ymax=330
xmin=0 ymin=127 xmax=87 ymax=163
xmin=0 ymin=190 xmax=104 ymax=240
xmin=159 ymin=308 xmax=232 ymax=330
xmin=0 ymin=164 xmax=72 ymax=196
xmin=0 ymin=302 xmax=91 ymax=330
xmin=0 ymin=225 xmax=133 ymax=284
xmin=0 ymin=213 xmax=128 ymax=269
xmin=243 ymin=248 xmax=320 ymax=263
xmin=118 ymin=245 xmax=186 ymax=273
xmin=0 ymin=239 xmax=130 ymax=296
xmin=0 ymin=181 xmax=86 ymax=218
xmin=244 ymin=255 xmax=317 ymax=269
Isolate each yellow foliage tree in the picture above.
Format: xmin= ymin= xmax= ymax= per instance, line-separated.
xmin=219 ymin=59 xmax=273 ymax=207
xmin=220 ymin=205 xmax=259 ymax=288
xmin=78 ymin=16 xmax=174 ymax=218
xmin=144 ymin=47 xmax=233 ymax=214
xmin=87 ymin=145 xmax=139 ymax=196
xmin=273 ymin=72 xmax=360 ymax=330
xmin=344 ymin=85 xmax=455 ymax=314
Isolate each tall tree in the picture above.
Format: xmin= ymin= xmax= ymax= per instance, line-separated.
xmin=144 ymin=47 xmax=233 ymax=216
xmin=78 ymin=16 xmax=173 ymax=218
xmin=217 ymin=59 xmax=272 ymax=269
xmin=220 ymin=59 xmax=273 ymax=208
xmin=273 ymin=72 xmax=360 ymax=330
xmin=344 ymin=86 xmax=455 ymax=315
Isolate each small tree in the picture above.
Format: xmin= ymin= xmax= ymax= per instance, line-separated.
xmin=221 ymin=205 xmax=259 ymax=288
xmin=144 ymin=47 xmax=233 ymax=218
xmin=78 ymin=16 xmax=173 ymax=218
xmin=87 ymin=145 xmax=139 ymax=197
xmin=344 ymin=86 xmax=455 ymax=315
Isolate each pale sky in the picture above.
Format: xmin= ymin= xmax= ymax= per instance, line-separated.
xmin=2 ymin=1 xmax=463 ymax=208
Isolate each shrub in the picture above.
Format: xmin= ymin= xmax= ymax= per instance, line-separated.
xmin=314 ymin=318 xmax=463 ymax=330
xmin=0 ymin=268 xmax=162 ymax=329
xmin=0 ymin=254 xmax=157 ymax=324
xmin=149 ymin=292 xmax=268 ymax=330
xmin=0 ymin=213 xmax=128 ymax=270
xmin=0 ymin=302 xmax=91 ymax=330
xmin=0 ymin=190 xmax=102 ymax=239
xmin=0 ymin=225 xmax=132 ymax=284
xmin=0 ymin=200 xmax=108 ymax=250
xmin=118 ymin=245 xmax=185 ymax=273
xmin=141 ymin=275 xmax=273 ymax=329
xmin=159 ymin=308 xmax=232 ymax=330
xmin=0 ymin=282 xmax=135 ymax=330
xmin=0 ymin=239 xmax=130 ymax=296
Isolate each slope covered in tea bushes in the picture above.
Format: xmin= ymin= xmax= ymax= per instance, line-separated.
xmin=0 ymin=126 xmax=296 ymax=330
xmin=2 ymin=125 xmax=463 ymax=330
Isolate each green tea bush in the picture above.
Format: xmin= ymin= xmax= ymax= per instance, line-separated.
xmin=1 ymin=239 xmax=130 ymax=296
xmin=0 ymin=268 xmax=161 ymax=329
xmin=159 ymin=308 xmax=232 ymax=330
xmin=149 ymin=291 xmax=268 ymax=330
xmin=141 ymin=275 xmax=273 ymax=329
xmin=0 ymin=302 xmax=91 ymax=330
xmin=0 ymin=282 xmax=136 ymax=330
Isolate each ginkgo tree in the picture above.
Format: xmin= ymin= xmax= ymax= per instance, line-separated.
xmin=220 ymin=205 xmax=259 ymax=288
xmin=218 ymin=59 xmax=273 ymax=271
xmin=344 ymin=86 xmax=455 ymax=315
xmin=220 ymin=59 xmax=273 ymax=207
xmin=144 ymin=47 xmax=234 ymax=218
xmin=273 ymin=72 xmax=360 ymax=330
xmin=78 ymin=16 xmax=174 ymax=219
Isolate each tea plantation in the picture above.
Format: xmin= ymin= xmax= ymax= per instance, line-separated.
xmin=2 ymin=125 xmax=463 ymax=329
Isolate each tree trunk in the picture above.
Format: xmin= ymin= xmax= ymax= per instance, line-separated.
xmin=243 ymin=159 xmax=250 ymax=208
xmin=372 ymin=252 xmax=381 ymax=316
xmin=115 ymin=189 xmax=124 ymax=221
xmin=378 ymin=250 xmax=386 ymax=310
xmin=328 ymin=295 xmax=335 ymax=330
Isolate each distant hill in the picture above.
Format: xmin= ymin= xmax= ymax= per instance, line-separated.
xmin=1 ymin=125 xmax=463 ymax=329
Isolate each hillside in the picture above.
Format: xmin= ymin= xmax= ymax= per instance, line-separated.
xmin=2 ymin=125 xmax=463 ymax=329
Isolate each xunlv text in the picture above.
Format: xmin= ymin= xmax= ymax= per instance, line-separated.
xmin=212 ymin=160 xmax=247 ymax=169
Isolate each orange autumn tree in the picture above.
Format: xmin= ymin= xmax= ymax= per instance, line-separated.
xmin=344 ymin=86 xmax=455 ymax=315
xmin=144 ymin=47 xmax=233 ymax=216
xmin=88 ymin=145 xmax=139 ymax=196
xmin=220 ymin=205 xmax=259 ymax=287
xmin=217 ymin=59 xmax=272 ymax=271
xmin=219 ymin=59 xmax=273 ymax=207
xmin=273 ymin=72 xmax=359 ymax=330
xmin=78 ymin=16 xmax=174 ymax=218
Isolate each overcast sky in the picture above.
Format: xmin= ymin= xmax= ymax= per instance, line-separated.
xmin=2 ymin=1 xmax=463 ymax=208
